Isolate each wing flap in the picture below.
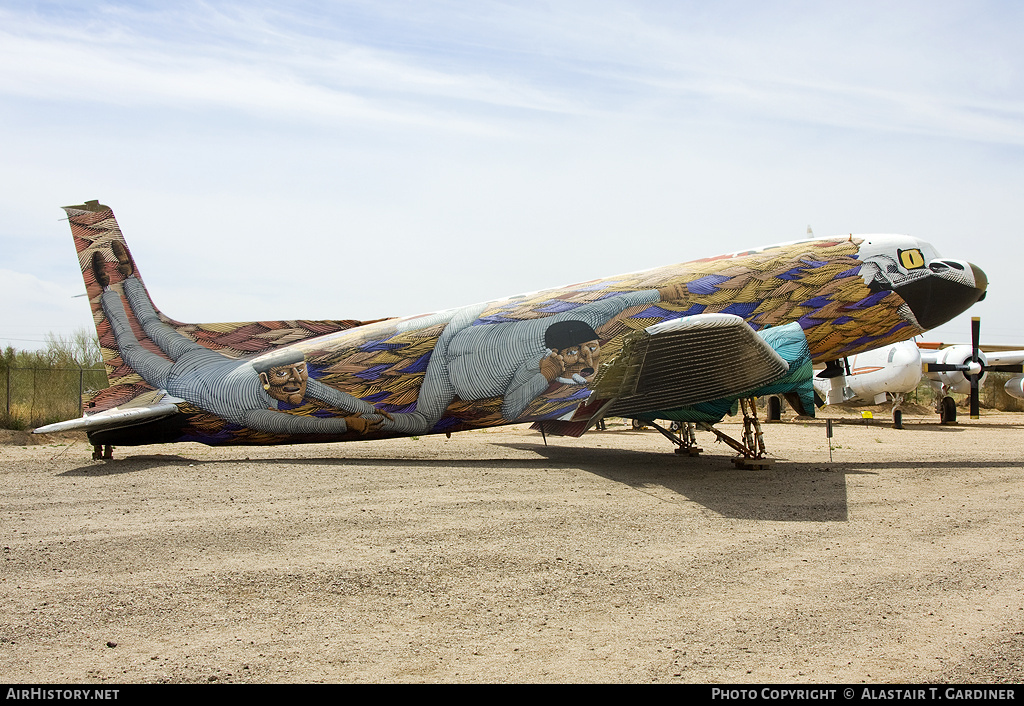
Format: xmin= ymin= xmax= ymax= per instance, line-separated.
xmin=593 ymin=314 xmax=789 ymax=418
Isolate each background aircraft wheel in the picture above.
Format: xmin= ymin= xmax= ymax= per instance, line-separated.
xmin=892 ymin=409 xmax=903 ymax=429
xmin=767 ymin=395 xmax=782 ymax=421
xmin=940 ymin=396 xmax=957 ymax=424
xmin=631 ymin=418 xmax=647 ymax=430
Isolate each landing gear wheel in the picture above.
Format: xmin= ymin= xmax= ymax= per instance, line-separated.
xmin=766 ymin=395 xmax=782 ymax=422
xmin=940 ymin=396 xmax=957 ymax=424
xmin=892 ymin=409 xmax=903 ymax=429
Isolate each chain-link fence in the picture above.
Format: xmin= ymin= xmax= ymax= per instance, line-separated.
xmin=2 ymin=366 xmax=108 ymax=430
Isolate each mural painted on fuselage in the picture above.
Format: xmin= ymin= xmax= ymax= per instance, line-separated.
xmin=278 ymin=237 xmax=915 ymax=437
xmin=70 ymin=204 xmax=926 ymax=445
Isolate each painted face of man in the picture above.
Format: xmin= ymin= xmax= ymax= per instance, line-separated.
xmin=262 ymin=362 xmax=309 ymax=405
xmin=560 ymin=339 xmax=601 ymax=380
xmin=579 ymin=340 xmax=600 ymax=376
xmin=557 ymin=345 xmax=582 ymax=369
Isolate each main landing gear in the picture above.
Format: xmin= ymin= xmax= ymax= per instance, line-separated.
xmin=939 ymin=395 xmax=957 ymax=424
xmin=648 ymin=420 xmax=702 ymax=456
xmin=644 ymin=397 xmax=774 ymax=469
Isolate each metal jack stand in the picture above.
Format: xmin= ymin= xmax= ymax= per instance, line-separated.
xmin=649 ymin=421 xmax=702 ymax=456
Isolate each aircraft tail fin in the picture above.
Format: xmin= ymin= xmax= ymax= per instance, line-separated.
xmin=64 ymin=200 xmax=172 ymax=398
xmin=63 ymin=200 xmax=385 ymax=416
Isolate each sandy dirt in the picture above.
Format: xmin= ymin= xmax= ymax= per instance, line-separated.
xmin=2 ymin=411 xmax=1023 ymax=684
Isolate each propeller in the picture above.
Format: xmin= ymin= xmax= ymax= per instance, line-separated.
xmin=924 ymin=317 xmax=1024 ymax=419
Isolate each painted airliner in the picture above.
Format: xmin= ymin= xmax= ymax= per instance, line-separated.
xmin=35 ymin=201 xmax=988 ymax=460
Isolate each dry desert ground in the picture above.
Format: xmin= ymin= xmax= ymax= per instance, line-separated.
xmin=2 ymin=409 xmax=1023 ymax=683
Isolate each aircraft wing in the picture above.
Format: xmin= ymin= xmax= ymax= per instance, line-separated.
xmin=982 ymin=350 xmax=1024 ymax=368
xmin=591 ymin=313 xmax=790 ymax=418
xmin=33 ymin=390 xmax=182 ymax=435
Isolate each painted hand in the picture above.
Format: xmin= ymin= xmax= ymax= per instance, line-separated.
xmin=346 ymin=416 xmax=383 ymax=435
xmin=539 ymin=351 xmax=566 ymax=382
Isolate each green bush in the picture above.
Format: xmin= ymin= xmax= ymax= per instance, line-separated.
xmin=1 ymin=330 xmax=107 ymax=430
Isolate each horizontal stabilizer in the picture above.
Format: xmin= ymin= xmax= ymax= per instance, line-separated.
xmin=33 ymin=391 xmax=181 ymax=435
xmin=593 ymin=313 xmax=790 ymax=418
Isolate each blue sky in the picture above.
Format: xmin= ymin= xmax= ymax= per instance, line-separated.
xmin=2 ymin=0 xmax=1022 ymax=351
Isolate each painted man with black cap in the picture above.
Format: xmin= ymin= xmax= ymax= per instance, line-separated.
xmin=382 ymin=284 xmax=684 ymax=434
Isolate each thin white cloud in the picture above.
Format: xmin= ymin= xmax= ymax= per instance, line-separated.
xmin=0 ymin=5 xmax=581 ymax=136
xmin=3 ymin=2 xmax=1022 ymax=144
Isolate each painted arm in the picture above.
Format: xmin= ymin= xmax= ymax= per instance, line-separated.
xmin=566 ymin=289 xmax=662 ymax=330
xmin=306 ymin=379 xmax=382 ymax=416
xmin=121 ymin=277 xmax=207 ymax=361
xmin=101 ymin=289 xmax=174 ymax=388
xmin=241 ymin=409 xmax=380 ymax=435
xmin=500 ymin=370 xmax=552 ymax=421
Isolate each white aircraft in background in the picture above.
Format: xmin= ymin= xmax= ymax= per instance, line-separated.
xmin=813 ymin=339 xmax=923 ymax=427
xmin=812 ymin=318 xmax=1024 ymax=426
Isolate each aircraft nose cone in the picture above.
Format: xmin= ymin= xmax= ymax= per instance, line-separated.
xmin=894 ymin=261 xmax=987 ymax=331
xmin=970 ymin=263 xmax=987 ymax=298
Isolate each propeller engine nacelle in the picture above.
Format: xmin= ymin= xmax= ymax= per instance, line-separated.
xmin=919 ymin=317 xmax=1023 ymax=420
xmin=1005 ymin=376 xmax=1024 ymax=400
xmin=922 ymin=344 xmax=988 ymax=394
